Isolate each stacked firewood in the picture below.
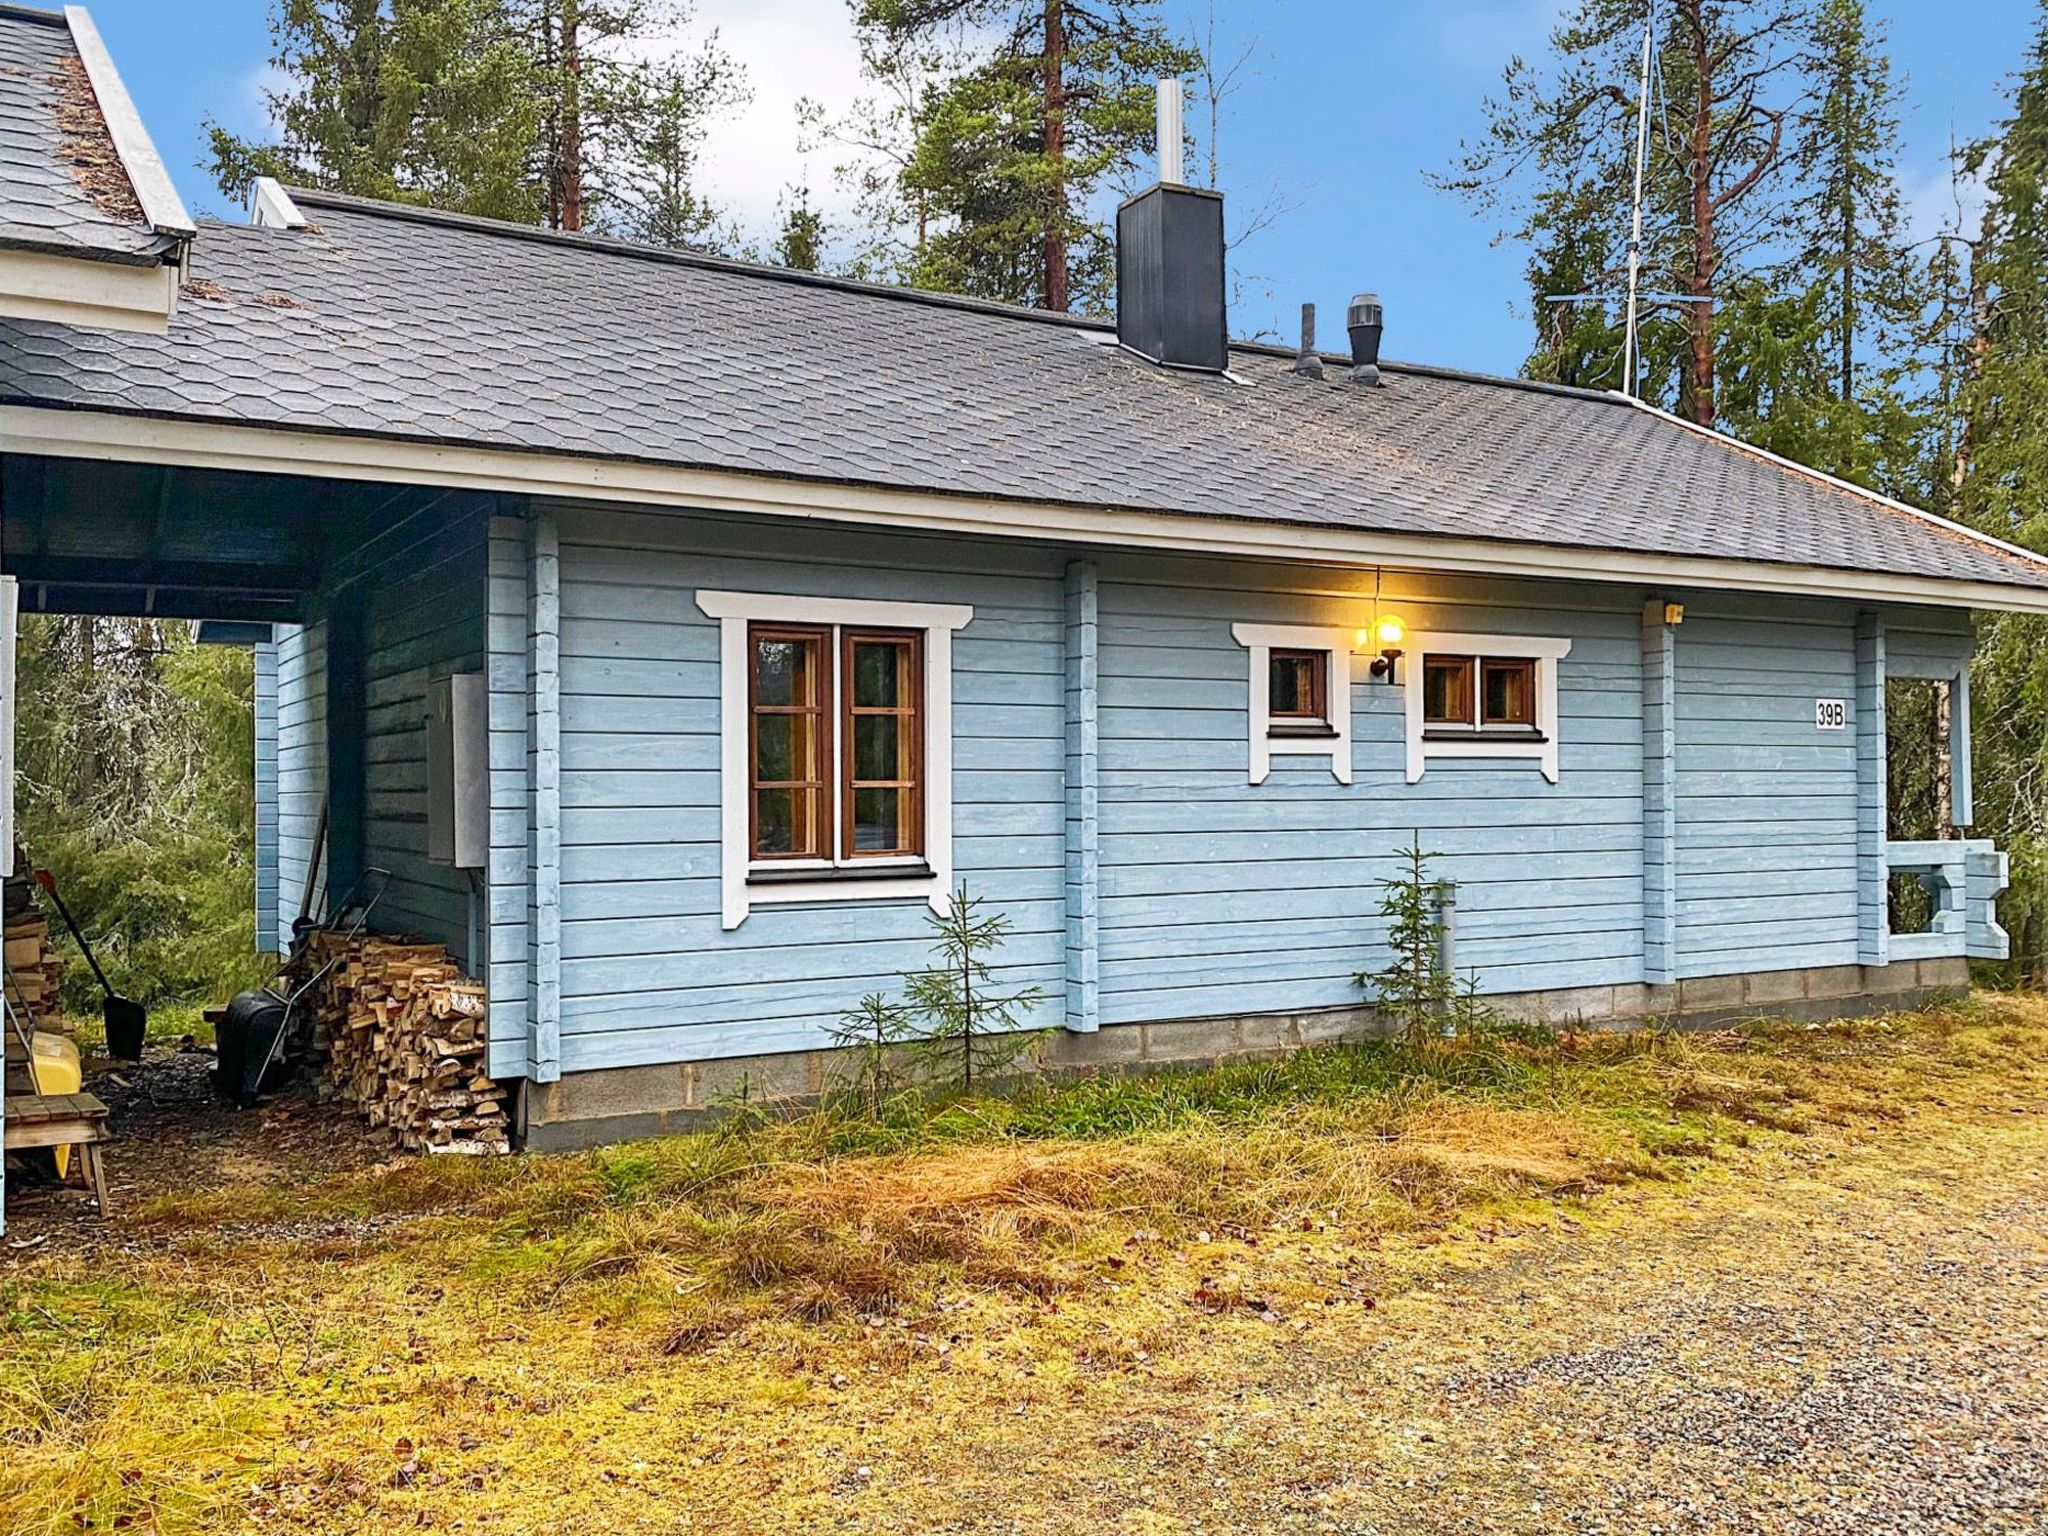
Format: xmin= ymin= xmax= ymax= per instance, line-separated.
xmin=298 ymin=930 xmax=509 ymax=1154
xmin=4 ymin=904 xmax=69 ymax=1026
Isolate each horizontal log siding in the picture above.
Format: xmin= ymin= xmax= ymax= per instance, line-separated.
xmin=1673 ymin=608 xmax=1860 ymax=977
xmin=352 ymin=510 xmax=489 ymax=969
xmin=274 ymin=620 xmax=327 ymax=951
xmin=1093 ymin=571 xmax=1648 ymax=1023
xmin=550 ymin=506 xmax=1066 ymax=1072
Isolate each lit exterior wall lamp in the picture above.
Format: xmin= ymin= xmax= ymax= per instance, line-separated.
xmin=1359 ymin=615 xmax=1407 ymax=682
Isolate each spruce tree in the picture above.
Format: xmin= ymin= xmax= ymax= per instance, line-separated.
xmin=1717 ymin=0 xmax=1929 ymax=492
xmin=209 ymin=0 xmax=745 ymax=245
xmin=1953 ymin=2 xmax=2048 ymax=976
xmin=208 ymin=0 xmax=546 ymax=220
xmin=854 ymin=0 xmax=1197 ymax=311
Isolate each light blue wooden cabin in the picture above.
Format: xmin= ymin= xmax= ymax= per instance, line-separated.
xmin=0 ymin=8 xmax=2038 ymax=1156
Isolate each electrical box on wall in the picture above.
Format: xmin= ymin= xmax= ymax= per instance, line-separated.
xmin=426 ymin=672 xmax=487 ymax=869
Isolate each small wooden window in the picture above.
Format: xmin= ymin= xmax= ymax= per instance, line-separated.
xmin=842 ymin=629 xmax=923 ymax=859
xmin=1481 ymin=658 xmax=1537 ymax=727
xmin=1269 ymin=648 xmax=1328 ymax=723
xmin=749 ymin=625 xmax=830 ymax=860
xmin=1423 ymin=655 xmax=1475 ymax=726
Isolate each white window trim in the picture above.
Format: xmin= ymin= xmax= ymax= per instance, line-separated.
xmin=696 ymin=590 xmax=974 ymax=929
xmin=1405 ymin=632 xmax=1572 ymax=784
xmin=1230 ymin=623 xmax=1354 ymax=785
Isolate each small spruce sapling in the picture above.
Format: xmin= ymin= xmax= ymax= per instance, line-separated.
xmin=1357 ymin=833 xmax=1456 ymax=1041
xmin=906 ymin=882 xmax=1047 ymax=1092
xmin=826 ymin=991 xmax=921 ymax=1118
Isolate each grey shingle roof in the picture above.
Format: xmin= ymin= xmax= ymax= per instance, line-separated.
xmin=3 ymin=186 xmax=2046 ymax=595
xmin=0 ymin=4 xmax=170 ymax=264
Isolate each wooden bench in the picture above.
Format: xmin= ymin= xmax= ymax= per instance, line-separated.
xmin=5 ymin=1092 xmax=111 ymax=1213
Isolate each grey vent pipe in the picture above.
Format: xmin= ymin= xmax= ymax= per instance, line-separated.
xmin=1347 ymin=293 xmax=1384 ymax=386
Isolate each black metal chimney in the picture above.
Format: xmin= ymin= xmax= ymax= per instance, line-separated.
xmin=1347 ymin=293 xmax=1384 ymax=386
xmin=1115 ymin=79 xmax=1226 ymax=372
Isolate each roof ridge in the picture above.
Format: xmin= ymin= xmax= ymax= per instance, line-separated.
xmin=0 ymin=3 xmax=65 ymax=26
xmin=280 ymin=187 xmax=1118 ymax=333
xmin=275 ymin=191 xmax=1641 ymax=407
xmin=1236 ymin=345 xmax=1621 ymax=404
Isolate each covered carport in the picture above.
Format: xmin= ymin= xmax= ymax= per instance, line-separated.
xmin=0 ymin=450 xmax=504 ymax=1228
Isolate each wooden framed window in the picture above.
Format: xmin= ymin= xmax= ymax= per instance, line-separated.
xmin=1481 ymin=658 xmax=1537 ymax=728
xmin=1230 ymin=623 xmax=1355 ymax=785
xmin=748 ymin=625 xmax=830 ymax=860
xmin=1422 ymin=655 xmax=1475 ymax=726
xmin=747 ymin=623 xmax=927 ymax=864
xmin=706 ymin=592 xmax=971 ymax=929
xmin=1268 ymin=648 xmax=1329 ymax=725
xmin=1403 ymin=632 xmax=1572 ymax=785
xmin=841 ymin=629 xmax=924 ymax=859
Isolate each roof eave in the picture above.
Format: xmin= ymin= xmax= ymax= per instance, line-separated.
xmin=9 ymin=401 xmax=2048 ymax=615
xmin=1614 ymin=392 xmax=2048 ymax=590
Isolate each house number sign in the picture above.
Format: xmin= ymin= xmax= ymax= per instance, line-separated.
xmin=1815 ymin=698 xmax=1847 ymax=731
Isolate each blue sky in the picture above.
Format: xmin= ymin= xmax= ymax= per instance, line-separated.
xmin=80 ymin=0 xmax=2044 ymax=375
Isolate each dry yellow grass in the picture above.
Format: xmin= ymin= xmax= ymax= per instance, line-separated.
xmin=5 ymin=996 xmax=2048 ymax=1534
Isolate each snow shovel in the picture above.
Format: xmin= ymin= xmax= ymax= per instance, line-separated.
xmin=33 ymin=867 xmax=146 ymax=1061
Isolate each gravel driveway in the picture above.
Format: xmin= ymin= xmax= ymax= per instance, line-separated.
xmin=899 ymin=1101 xmax=2048 ymax=1535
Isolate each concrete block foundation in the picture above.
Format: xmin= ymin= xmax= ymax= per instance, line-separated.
xmin=521 ymin=956 xmax=1975 ymax=1151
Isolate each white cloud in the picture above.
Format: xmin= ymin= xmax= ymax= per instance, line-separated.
xmin=231 ymin=60 xmax=293 ymax=137
xmin=675 ymin=0 xmax=871 ymax=239
xmin=1902 ymin=157 xmax=1987 ymax=247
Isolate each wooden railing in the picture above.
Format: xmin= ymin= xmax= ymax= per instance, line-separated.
xmin=1885 ymin=839 xmax=2009 ymax=963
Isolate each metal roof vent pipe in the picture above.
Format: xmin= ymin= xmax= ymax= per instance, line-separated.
xmin=1347 ymin=293 xmax=1384 ymax=386
xmin=1292 ymin=302 xmax=1324 ymax=378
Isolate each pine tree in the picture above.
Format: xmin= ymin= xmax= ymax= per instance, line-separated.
xmin=1440 ymin=0 xmax=1808 ymax=423
xmin=854 ymin=0 xmax=1197 ymax=311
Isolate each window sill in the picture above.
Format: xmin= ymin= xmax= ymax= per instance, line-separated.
xmin=747 ymin=861 xmax=933 ymax=887
xmin=1267 ymin=722 xmax=1338 ymax=739
xmin=1422 ymin=728 xmax=1548 ymax=744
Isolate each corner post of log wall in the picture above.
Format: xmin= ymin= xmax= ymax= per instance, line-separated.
xmin=1641 ymin=599 xmax=1677 ymax=986
xmin=527 ymin=503 xmax=563 ymax=1083
xmin=1855 ymin=611 xmax=1889 ymax=969
xmin=1064 ymin=558 xmax=1100 ymax=1032
xmin=485 ymin=510 xmax=532 ymax=1080
xmin=253 ymin=635 xmax=279 ymax=951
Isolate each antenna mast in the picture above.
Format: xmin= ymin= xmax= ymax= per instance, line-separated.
xmin=1621 ymin=6 xmax=1655 ymax=398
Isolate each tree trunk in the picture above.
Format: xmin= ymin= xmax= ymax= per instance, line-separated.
xmin=1041 ymin=0 xmax=1068 ymax=312
xmin=1685 ymin=6 xmax=1717 ymax=428
xmin=1935 ymin=680 xmax=1955 ymax=839
xmin=1840 ymin=188 xmax=1856 ymax=403
xmin=1953 ymin=247 xmax=1988 ymax=493
xmin=559 ymin=0 xmax=585 ymax=233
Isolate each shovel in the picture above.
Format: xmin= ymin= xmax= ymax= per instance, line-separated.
xmin=33 ymin=868 xmax=147 ymax=1061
